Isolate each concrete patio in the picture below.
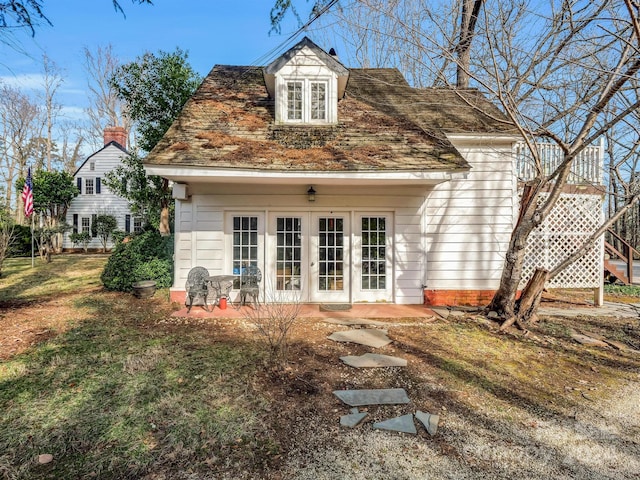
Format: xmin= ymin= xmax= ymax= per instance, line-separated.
xmin=172 ymin=303 xmax=437 ymax=320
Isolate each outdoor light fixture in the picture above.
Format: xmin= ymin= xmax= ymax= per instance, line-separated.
xmin=307 ymin=186 xmax=316 ymax=202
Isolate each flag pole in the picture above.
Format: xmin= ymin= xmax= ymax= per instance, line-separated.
xmin=31 ymin=214 xmax=35 ymax=268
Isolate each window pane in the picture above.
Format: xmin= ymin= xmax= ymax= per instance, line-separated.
xmin=232 ymin=216 xmax=259 ymax=278
xmin=287 ymin=81 xmax=302 ymax=120
xmin=311 ymin=82 xmax=326 ymax=120
xmin=276 ymin=216 xmax=302 ymax=290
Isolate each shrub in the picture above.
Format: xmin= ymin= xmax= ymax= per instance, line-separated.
xmin=101 ymin=230 xmax=173 ymax=291
xmin=8 ymin=224 xmax=31 ymax=257
xmin=93 ymin=214 xmax=118 ymax=252
xmin=69 ymin=231 xmax=91 ymax=253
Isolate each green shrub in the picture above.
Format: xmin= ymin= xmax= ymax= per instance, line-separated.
xmin=69 ymin=231 xmax=92 ymax=252
xmin=101 ymin=230 xmax=174 ymax=291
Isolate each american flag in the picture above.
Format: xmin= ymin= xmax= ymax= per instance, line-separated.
xmin=21 ymin=167 xmax=34 ymax=218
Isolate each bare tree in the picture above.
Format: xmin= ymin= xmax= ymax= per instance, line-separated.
xmin=0 ymin=82 xmax=43 ymax=218
xmin=283 ymin=0 xmax=640 ymax=325
xmin=57 ymin=121 xmax=84 ymax=173
xmin=83 ymin=44 xmax=131 ymax=150
xmin=40 ymin=53 xmax=63 ymax=171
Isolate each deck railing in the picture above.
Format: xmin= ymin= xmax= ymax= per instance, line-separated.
xmin=515 ymin=140 xmax=604 ymax=185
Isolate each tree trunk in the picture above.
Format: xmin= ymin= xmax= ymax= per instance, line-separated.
xmin=159 ymin=203 xmax=171 ymax=236
xmin=488 ymin=184 xmax=540 ymax=316
xmin=456 ymin=0 xmax=484 ymax=88
xmin=500 ymin=267 xmax=549 ymax=330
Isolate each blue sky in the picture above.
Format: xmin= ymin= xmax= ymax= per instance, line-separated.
xmin=0 ymin=0 xmax=309 ymax=128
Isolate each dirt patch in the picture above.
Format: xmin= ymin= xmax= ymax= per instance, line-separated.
xmin=2 ymin=291 xmax=639 ymax=479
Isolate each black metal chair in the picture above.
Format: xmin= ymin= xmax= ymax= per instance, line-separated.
xmin=238 ymin=266 xmax=262 ymax=308
xmin=185 ymin=266 xmax=210 ymax=313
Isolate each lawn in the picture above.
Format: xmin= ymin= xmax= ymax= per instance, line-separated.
xmin=1 ymin=256 xmax=639 ymax=479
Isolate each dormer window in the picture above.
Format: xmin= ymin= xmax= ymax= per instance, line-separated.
xmin=264 ymin=37 xmax=349 ymax=126
xmin=284 ymin=79 xmax=328 ymax=123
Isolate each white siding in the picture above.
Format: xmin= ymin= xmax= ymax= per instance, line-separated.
xmin=172 ymin=184 xmax=426 ymax=304
xmin=63 ymin=144 xmax=135 ymax=250
xmin=424 ymin=137 xmax=516 ymax=291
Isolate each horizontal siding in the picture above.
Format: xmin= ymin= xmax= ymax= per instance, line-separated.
xmin=63 ymin=145 xmax=134 ymax=249
xmin=173 ymin=187 xmax=425 ymax=304
xmin=425 ymin=140 xmax=516 ymax=291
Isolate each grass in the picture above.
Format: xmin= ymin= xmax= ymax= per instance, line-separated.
xmin=1 ymin=256 xmax=639 ymax=479
xmin=0 ymin=256 xmax=269 ymax=479
xmin=604 ymin=283 xmax=640 ymax=301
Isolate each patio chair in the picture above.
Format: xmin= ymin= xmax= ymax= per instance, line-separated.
xmin=185 ymin=266 xmax=210 ymax=313
xmin=238 ymin=266 xmax=262 ymax=308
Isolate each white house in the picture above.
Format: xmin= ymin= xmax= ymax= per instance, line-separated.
xmin=64 ymin=127 xmax=141 ymax=251
xmin=143 ymin=37 xmax=606 ymax=308
xmin=142 ymin=37 xmax=530 ymax=306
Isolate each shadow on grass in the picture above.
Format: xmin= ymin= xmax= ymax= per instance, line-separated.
xmin=0 ymin=298 xmax=275 ymax=480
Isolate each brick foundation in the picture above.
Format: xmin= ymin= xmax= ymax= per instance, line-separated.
xmin=424 ymin=289 xmax=497 ymax=307
xmin=171 ymin=289 xmax=187 ymax=304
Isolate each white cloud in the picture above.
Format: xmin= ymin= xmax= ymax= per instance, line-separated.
xmin=0 ymin=73 xmax=46 ymax=90
xmin=60 ymin=105 xmax=86 ymax=121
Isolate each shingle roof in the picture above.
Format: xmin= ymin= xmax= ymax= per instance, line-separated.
xmin=145 ymin=65 xmax=515 ymax=172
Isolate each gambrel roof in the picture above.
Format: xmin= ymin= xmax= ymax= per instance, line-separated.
xmin=145 ymin=58 xmax=515 ymax=175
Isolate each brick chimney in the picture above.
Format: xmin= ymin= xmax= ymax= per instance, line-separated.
xmin=104 ymin=126 xmax=127 ymax=149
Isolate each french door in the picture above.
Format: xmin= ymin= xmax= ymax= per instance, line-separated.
xmin=310 ymin=214 xmax=350 ymax=303
xmin=265 ymin=212 xmax=391 ymax=303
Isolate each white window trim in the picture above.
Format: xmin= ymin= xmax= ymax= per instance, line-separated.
xmin=278 ymin=76 xmax=334 ymax=124
xmin=81 ymin=217 xmax=91 ymax=234
xmin=133 ymin=217 xmax=143 ymax=233
xmin=85 ymin=178 xmax=95 ymax=195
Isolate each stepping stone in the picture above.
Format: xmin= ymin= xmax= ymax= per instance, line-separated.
xmin=373 ymin=414 xmax=417 ymax=434
xmin=340 ymin=353 xmax=407 ymax=368
xmin=430 ymin=307 xmax=450 ymax=319
xmin=333 ymin=388 xmax=410 ymax=406
xmin=415 ymin=410 xmax=440 ymax=436
xmin=324 ymin=318 xmax=389 ymax=326
xmin=340 ymin=408 xmax=368 ymax=428
xmin=328 ymin=329 xmax=391 ymax=348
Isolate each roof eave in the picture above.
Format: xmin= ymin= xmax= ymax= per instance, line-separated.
xmin=143 ymin=165 xmax=470 ymax=186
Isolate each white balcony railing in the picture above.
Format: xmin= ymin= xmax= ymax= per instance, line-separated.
xmin=515 ymin=140 xmax=604 ymax=185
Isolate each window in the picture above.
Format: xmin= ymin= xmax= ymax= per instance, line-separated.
xmin=89 ymin=162 xmax=95 ymax=171
xmin=232 ymin=216 xmax=259 ymax=282
xmin=310 ymin=82 xmax=326 ymax=120
xmin=133 ymin=217 xmax=143 ymax=233
xmin=318 ymin=217 xmax=344 ymax=291
xmin=81 ymin=217 xmax=90 ymax=234
xmin=85 ymin=178 xmax=94 ymax=195
xmin=287 ymin=81 xmax=303 ymax=120
xmin=276 ymin=217 xmax=302 ymax=291
xmin=361 ymin=217 xmax=386 ymax=290
xmin=283 ymin=79 xmax=330 ymax=123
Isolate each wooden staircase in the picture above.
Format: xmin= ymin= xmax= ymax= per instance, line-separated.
xmin=604 ymin=229 xmax=638 ymax=284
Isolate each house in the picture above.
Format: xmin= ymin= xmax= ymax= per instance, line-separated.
xmin=143 ymin=37 xmax=534 ymax=306
xmin=64 ymin=127 xmax=140 ymax=251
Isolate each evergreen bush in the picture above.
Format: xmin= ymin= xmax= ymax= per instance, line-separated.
xmin=101 ymin=230 xmax=173 ymax=291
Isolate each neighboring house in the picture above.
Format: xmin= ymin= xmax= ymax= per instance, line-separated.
xmin=144 ymin=37 xmax=602 ymax=306
xmin=64 ymin=127 xmax=141 ymax=251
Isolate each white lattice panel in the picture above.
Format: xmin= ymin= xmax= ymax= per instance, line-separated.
xmin=521 ymin=193 xmax=604 ymax=289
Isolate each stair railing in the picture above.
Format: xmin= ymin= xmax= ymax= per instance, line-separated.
xmin=605 ymin=229 xmax=638 ymax=284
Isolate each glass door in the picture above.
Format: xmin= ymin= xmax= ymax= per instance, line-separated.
xmin=353 ymin=214 xmax=393 ymax=302
xmin=310 ymin=214 xmax=350 ymax=303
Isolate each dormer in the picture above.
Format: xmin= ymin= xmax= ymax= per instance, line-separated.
xmin=264 ymin=37 xmax=349 ymax=125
